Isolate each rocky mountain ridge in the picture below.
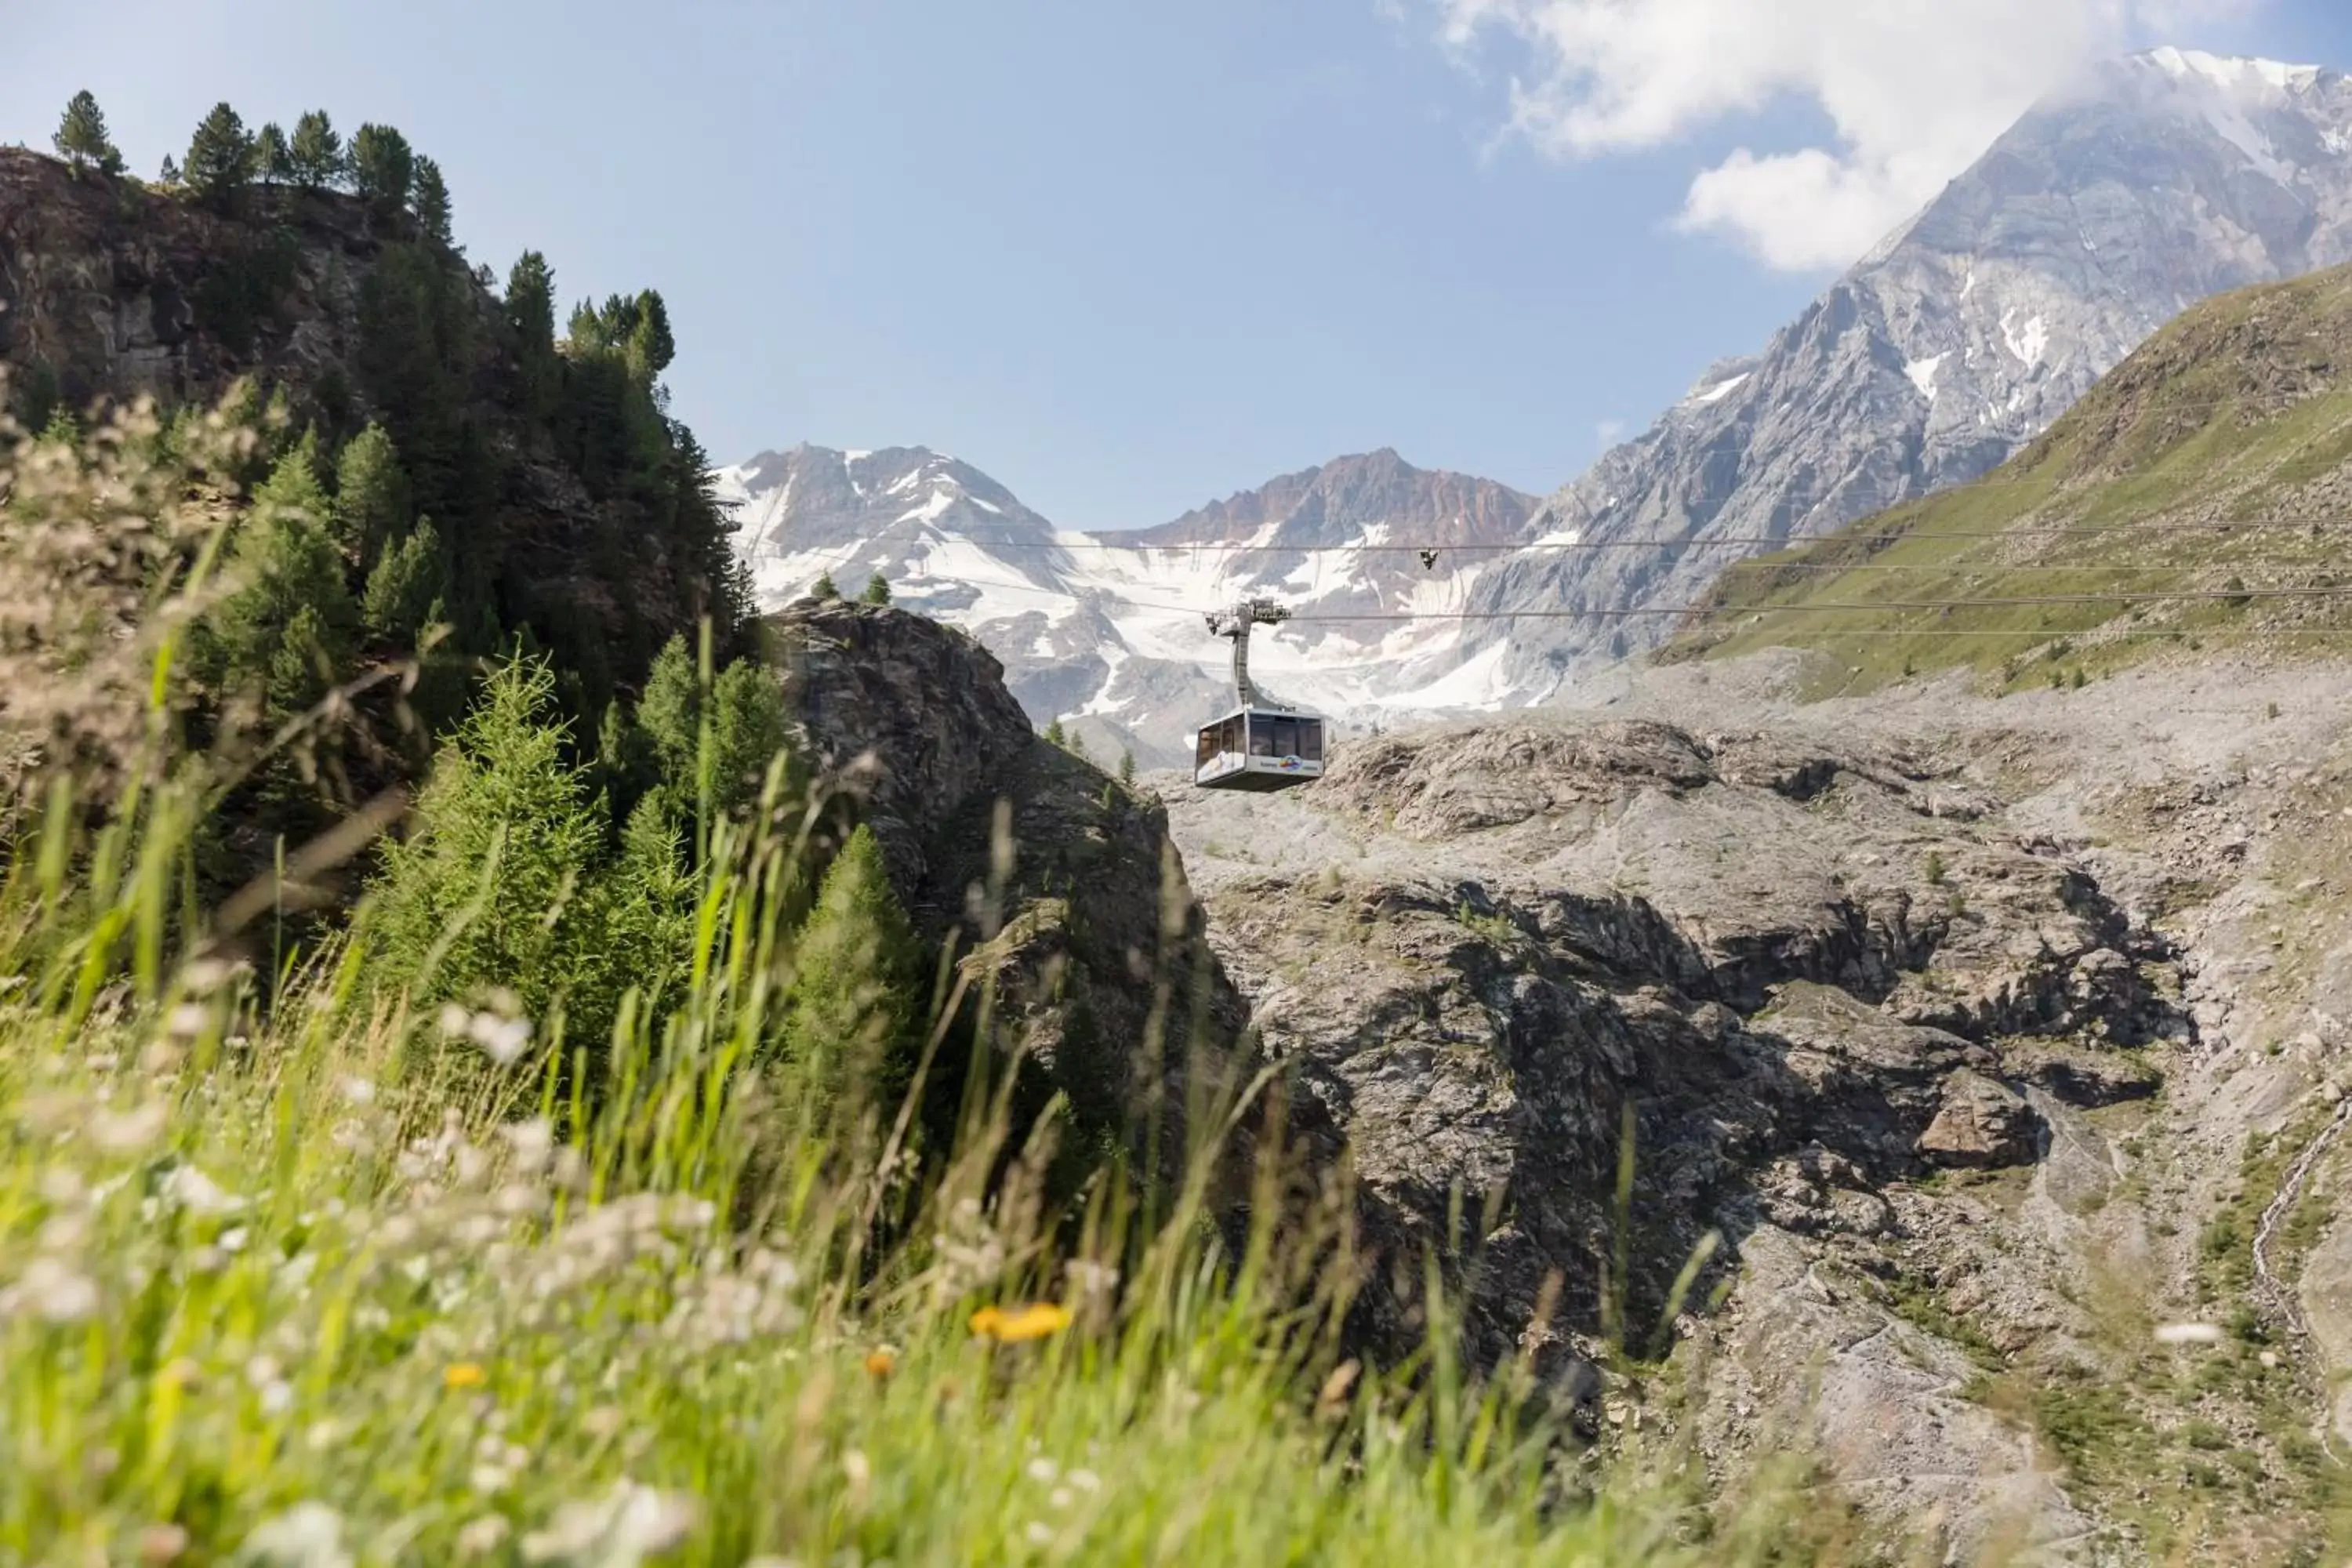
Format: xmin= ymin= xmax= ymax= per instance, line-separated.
xmin=716 ymin=445 xmax=1541 ymax=765
xmin=1468 ymin=47 xmax=2352 ymax=691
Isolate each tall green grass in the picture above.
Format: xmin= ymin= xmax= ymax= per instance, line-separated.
xmin=0 ymin=394 xmax=1812 ymax=1566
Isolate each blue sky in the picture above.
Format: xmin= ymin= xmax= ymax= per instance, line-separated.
xmin=9 ymin=1 xmax=2352 ymax=529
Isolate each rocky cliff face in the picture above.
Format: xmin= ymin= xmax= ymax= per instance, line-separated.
xmin=1472 ymin=49 xmax=2352 ymax=691
xmin=0 ymin=147 xmax=729 ymax=690
xmin=1164 ymin=648 xmax=2352 ymax=1563
xmin=764 ymin=598 xmax=1247 ymax=1170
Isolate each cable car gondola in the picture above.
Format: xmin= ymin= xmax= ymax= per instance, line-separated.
xmin=1193 ymin=598 xmax=1327 ymax=793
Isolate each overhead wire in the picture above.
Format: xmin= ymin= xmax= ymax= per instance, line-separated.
xmin=1283 ymin=586 xmax=2352 ymax=622
xmin=931 ymin=520 xmax=2349 ymax=555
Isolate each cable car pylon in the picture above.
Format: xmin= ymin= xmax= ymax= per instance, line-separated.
xmin=1192 ymin=598 xmax=1327 ymax=793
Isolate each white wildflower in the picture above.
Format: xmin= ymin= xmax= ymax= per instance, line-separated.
xmin=503 ymin=1117 xmax=555 ymax=1172
xmin=457 ymin=1515 xmax=511 ymax=1557
xmin=1024 ymin=1522 xmax=1054 ymax=1547
xmin=161 ymin=1163 xmax=244 ymax=1217
xmin=440 ymin=1004 xmax=474 ymax=1038
xmin=38 ymin=1167 xmax=86 ymax=1205
xmin=454 ymin=1142 xmax=491 ymax=1186
xmin=1048 ymin=1487 xmax=1074 ymax=1511
xmin=520 ymin=1480 xmax=699 ymax=1565
xmin=37 ymin=1210 xmax=90 ymax=1253
xmin=339 ymin=1076 xmax=377 ymax=1108
xmin=1064 ymin=1258 xmax=1120 ymax=1301
xmin=90 ymin=1101 xmax=169 ymax=1156
xmin=1025 ymin=1457 xmax=1058 ymax=1484
xmin=1065 ymin=1468 xmax=1100 ymax=1494
xmin=240 ymin=1501 xmax=353 ymax=1568
xmin=468 ymin=1012 xmax=533 ymax=1066
xmin=180 ymin=956 xmax=242 ymax=994
xmin=164 ymin=1002 xmax=210 ymax=1039
xmin=495 ymin=1182 xmax=546 ymax=1219
xmin=13 ymin=1255 xmax=100 ymax=1323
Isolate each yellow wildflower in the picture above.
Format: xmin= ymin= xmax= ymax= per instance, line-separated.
xmin=863 ymin=1348 xmax=895 ymax=1380
xmin=968 ymin=1302 xmax=1073 ymax=1343
xmin=444 ymin=1362 xmax=488 ymax=1390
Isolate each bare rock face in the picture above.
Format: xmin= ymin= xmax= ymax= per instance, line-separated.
xmin=765 ymin=599 xmax=1247 ymax=1168
xmin=1917 ymin=1068 xmax=2042 ymax=1167
xmin=1163 ymin=711 xmax=2183 ymax=1556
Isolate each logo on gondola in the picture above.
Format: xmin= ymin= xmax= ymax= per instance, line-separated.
xmin=1275 ymin=756 xmax=1304 ymax=771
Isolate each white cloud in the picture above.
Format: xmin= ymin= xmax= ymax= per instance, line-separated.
xmin=1594 ymin=418 xmax=1627 ymax=448
xmin=1438 ymin=0 xmax=2258 ymax=270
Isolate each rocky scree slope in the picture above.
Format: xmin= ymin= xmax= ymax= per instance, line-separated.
xmin=764 ymin=598 xmax=1247 ymax=1176
xmin=717 ymin=446 xmax=1540 ymax=768
xmin=1473 ymin=49 xmax=2352 ymax=695
xmin=1163 ymin=691 xmax=2352 ymax=1563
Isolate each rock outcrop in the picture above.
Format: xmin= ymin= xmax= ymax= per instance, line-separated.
xmin=1164 ymin=708 xmax=2193 ymax=1558
xmin=765 ymin=598 xmax=1247 ymax=1170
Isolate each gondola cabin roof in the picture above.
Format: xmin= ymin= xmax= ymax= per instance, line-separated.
xmin=1194 ymin=706 xmax=1327 ymax=793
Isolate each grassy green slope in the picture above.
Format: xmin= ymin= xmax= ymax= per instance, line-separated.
xmin=1668 ymin=264 xmax=2352 ymax=692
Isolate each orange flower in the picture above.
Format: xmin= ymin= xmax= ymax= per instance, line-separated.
xmin=443 ymin=1362 xmax=488 ymax=1390
xmin=967 ymin=1302 xmax=1073 ymax=1343
xmin=863 ymin=1348 xmax=896 ymax=1380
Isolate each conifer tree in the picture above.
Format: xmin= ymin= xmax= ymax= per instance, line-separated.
xmin=774 ymin=824 xmax=920 ymax=1103
xmin=595 ymin=793 xmax=698 ymax=1004
xmin=810 ymin=572 xmax=840 ymax=601
xmin=861 ymin=572 xmax=891 ymax=605
xmin=256 ymin=122 xmax=292 ymax=185
xmin=636 ymin=633 xmax=700 ymax=786
xmin=289 ymin=110 xmax=344 ymax=190
xmin=1043 ymin=716 xmax=1065 ymax=748
xmin=183 ymin=102 xmax=257 ymax=210
xmin=53 ymin=91 xmax=123 ymax=177
xmin=361 ymin=518 xmax=448 ymax=645
xmin=266 ymin=603 xmax=335 ymax=719
xmin=412 ymin=155 xmax=452 ymax=247
xmin=158 ymin=154 xmax=181 ymax=188
xmin=710 ymin=659 xmax=791 ymax=816
xmin=626 ymin=289 xmax=674 ymax=380
xmin=332 ymin=423 xmax=411 ymax=565
xmin=361 ymin=656 xmax=609 ymax=1032
xmin=348 ymin=123 xmax=415 ymax=219
xmin=1119 ymin=749 xmax=1136 ymax=786
xmin=505 ymin=251 xmax=560 ymax=424
xmin=205 ymin=444 xmax=357 ymax=702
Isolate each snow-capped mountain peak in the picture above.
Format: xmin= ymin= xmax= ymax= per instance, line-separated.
xmin=1461 ymin=45 xmax=2352 ymax=693
xmin=720 ymin=446 xmax=1540 ymax=765
xmin=2135 ymin=46 xmax=2322 ymax=97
